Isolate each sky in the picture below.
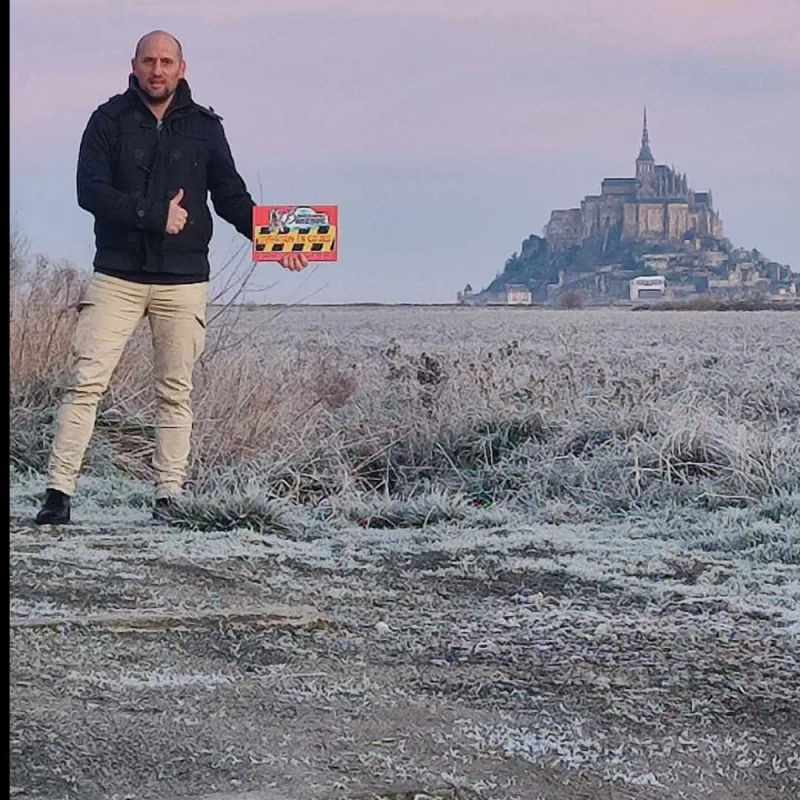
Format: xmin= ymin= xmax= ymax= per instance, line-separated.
xmin=10 ymin=0 xmax=800 ymax=304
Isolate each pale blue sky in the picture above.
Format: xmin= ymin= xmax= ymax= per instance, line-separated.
xmin=10 ymin=0 xmax=800 ymax=303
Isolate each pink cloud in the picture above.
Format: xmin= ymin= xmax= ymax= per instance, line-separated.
xmin=19 ymin=0 xmax=800 ymax=61
xmin=10 ymin=0 xmax=798 ymax=173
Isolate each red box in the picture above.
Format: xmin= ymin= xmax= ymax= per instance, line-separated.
xmin=252 ymin=205 xmax=338 ymax=262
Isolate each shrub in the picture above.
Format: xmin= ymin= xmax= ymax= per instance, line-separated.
xmin=560 ymin=291 xmax=583 ymax=310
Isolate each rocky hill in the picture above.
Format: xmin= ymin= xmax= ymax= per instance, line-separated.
xmin=464 ymin=233 xmax=795 ymax=306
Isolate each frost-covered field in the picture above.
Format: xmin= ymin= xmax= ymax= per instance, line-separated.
xmin=9 ymin=307 xmax=800 ymax=799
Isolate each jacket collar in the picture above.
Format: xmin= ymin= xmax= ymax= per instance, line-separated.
xmin=126 ymin=74 xmax=193 ymax=118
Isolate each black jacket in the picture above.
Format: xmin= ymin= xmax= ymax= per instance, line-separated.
xmin=77 ymin=76 xmax=255 ymax=281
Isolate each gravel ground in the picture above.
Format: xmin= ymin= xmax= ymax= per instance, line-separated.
xmin=9 ymin=487 xmax=800 ymax=800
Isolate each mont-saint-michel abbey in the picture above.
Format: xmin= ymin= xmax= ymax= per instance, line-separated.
xmin=465 ymin=110 xmax=795 ymax=306
xmin=546 ymin=109 xmax=723 ymax=250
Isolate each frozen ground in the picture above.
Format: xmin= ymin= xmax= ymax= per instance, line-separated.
xmin=10 ymin=308 xmax=800 ymax=798
xmin=9 ymin=472 xmax=800 ymax=800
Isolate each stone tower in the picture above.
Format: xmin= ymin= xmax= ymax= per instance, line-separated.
xmin=635 ymin=106 xmax=656 ymax=197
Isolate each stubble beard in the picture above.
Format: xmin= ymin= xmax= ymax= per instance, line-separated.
xmin=141 ymin=85 xmax=175 ymax=107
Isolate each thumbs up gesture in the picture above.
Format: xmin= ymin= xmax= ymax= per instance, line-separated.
xmin=165 ymin=188 xmax=188 ymax=234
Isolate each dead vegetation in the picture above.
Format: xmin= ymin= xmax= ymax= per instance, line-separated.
xmin=9 ymin=252 xmax=800 ymax=526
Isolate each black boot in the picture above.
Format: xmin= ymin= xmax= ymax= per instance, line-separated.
xmin=35 ymin=489 xmax=71 ymax=525
xmin=152 ymin=496 xmax=174 ymax=522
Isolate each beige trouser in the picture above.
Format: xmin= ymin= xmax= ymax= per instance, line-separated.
xmin=47 ymin=273 xmax=208 ymax=500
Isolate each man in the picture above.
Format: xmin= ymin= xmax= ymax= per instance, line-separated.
xmin=35 ymin=30 xmax=308 ymax=525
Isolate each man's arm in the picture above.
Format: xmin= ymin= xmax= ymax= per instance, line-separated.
xmin=207 ymin=116 xmax=308 ymax=272
xmin=76 ymin=110 xmax=170 ymax=233
xmin=207 ymin=120 xmax=256 ymax=239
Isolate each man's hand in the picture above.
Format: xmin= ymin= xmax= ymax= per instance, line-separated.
xmin=165 ymin=188 xmax=188 ymax=234
xmin=279 ymin=253 xmax=309 ymax=272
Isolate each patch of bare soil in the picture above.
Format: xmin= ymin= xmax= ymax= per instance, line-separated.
xmin=9 ymin=518 xmax=800 ymax=800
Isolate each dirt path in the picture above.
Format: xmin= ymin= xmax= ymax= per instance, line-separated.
xmin=9 ymin=513 xmax=800 ymax=800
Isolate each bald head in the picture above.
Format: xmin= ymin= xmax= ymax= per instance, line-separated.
xmin=135 ymin=30 xmax=183 ymax=61
xmin=131 ymin=30 xmax=187 ymax=111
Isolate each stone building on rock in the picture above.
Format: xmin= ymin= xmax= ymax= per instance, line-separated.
xmin=545 ymin=109 xmax=723 ymax=251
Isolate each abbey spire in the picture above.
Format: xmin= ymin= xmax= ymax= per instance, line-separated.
xmin=637 ymin=105 xmax=654 ymax=163
xmin=635 ymin=105 xmax=656 ymax=192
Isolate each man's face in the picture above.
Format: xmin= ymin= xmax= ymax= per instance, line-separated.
xmin=131 ymin=34 xmax=186 ymax=105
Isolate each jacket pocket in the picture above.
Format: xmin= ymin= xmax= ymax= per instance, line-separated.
xmin=192 ymin=314 xmax=207 ymax=362
xmin=70 ymin=298 xmax=97 ymax=358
